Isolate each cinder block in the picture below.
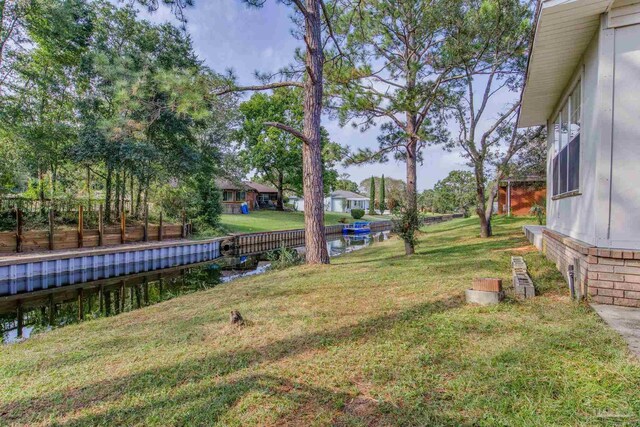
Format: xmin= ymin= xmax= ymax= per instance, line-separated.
xmin=590 ymin=264 xmax=615 ymax=273
xmin=597 ymin=288 xmax=624 ymax=298
xmin=624 ymin=290 xmax=640 ymax=300
xmin=598 ymin=258 xmax=625 ymax=266
xmin=589 ymin=280 xmax=615 ymax=289
xmin=614 ymin=282 xmax=640 ymax=291
xmin=598 ymin=273 xmax=625 ymax=282
xmin=465 ymin=289 xmax=504 ymax=306
xmin=614 ymin=266 xmax=640 ymax=275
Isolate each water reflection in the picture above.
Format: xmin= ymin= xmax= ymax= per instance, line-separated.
xmin=0 ymin=231 xmax=389 ymax=344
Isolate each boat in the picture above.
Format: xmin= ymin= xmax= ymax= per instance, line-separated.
xmin=342 ymin=221 xmax=371 ymax=235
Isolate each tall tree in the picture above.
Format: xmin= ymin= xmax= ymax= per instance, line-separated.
xmin=368 ymin=176 xmax=375 ymax=215
xmin=330 ymin=0 xmax=463 ymax=254
xmin=432 ymin=170 xmax=476 ymax=216
xmin=218 ymin=0 xmax=346 ymax=264
xmin=379 ymin=174 xmax=386 ymax=213
xmin=237 ymin=87 xmax=342 ymax=210
xmin=448 ymin=0 xmax=540 ymax=237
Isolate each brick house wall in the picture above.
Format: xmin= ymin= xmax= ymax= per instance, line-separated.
xmin=541 ymin=228 xmax=640 ymax=307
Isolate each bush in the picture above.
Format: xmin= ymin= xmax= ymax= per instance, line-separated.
xmin=530 ymin=203 xmax=546 ymax=225
xmin=351 ymin=208 xmax=365 ymax=219
xmin=266 ymin=243 xmax=303 ymax=270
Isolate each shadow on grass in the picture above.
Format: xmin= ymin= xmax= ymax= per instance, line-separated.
xmin=1 ymin=296 xmax=465 ymax=426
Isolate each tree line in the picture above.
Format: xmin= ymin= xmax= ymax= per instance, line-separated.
xmin=1 ymin=0 xmax=544 ymax=264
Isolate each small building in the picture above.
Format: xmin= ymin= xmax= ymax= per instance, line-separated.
xmin=245 ymin=182 xmax=279 ymax=208
xmin=324 ymin=190 xmax=369 ymax=213
xmin=519 ymin=0 xmax=640 ymax=306
xmin=216 ymin=179 xmax=256 ymax=214
xmin=288 ymin=194 xmax=305 ymax=212
xmin=497 ymin=176 xmax=546 ymax=216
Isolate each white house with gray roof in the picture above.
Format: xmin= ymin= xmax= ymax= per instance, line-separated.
xmin=520 ymin=0 xmax=640 ymax=306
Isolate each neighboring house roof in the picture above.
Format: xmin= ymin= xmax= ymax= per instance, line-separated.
xmin=518 ymin=0 xmax=613 ymax=127
xmin=245 ymin=181 xmax=278 ymax=194
xmin=330 ymin=190 xmax=368 ymax=200
xmin=215 ymin=178 xmax=252 ymax=191
xmin=499 ymin=175 xmax=546 ymax=186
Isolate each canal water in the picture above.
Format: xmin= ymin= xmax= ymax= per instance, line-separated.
xmin=0 ymin=231 xmax=389 ymax=344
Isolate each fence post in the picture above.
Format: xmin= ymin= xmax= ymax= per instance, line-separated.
xmin=98 ymin=204 xmax=104 ymax=247
xmin=158 ymin=212 xmax=163 ymax=241
xmin=181 ymin=210 xmax=186 ymax=239
xmin=15 ymin=207 xmax=23 ymax=253
xmin=48 ymin=208 xmax=55 ymax=251
xmin=120 ymin=210 xmax=126 ymax=244
xmin=144 ymin=203 xmax=149 ymax=242
xmin=77 ymin=205 xmax=84 ymax=248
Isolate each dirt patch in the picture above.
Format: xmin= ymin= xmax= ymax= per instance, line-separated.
xmin=345 ymin=395 xmax=379 ymax=418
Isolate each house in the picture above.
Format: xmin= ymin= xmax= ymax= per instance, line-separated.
xmin=497 ymin=176 xmax=546 ymax=216
xmin=216 ymin=179 xmax=280 ymax=213
xmin=216 ymin=179 xmax=255 ymax=214
xmin=324 ymin=190 xmax=370 ymax=213
xmin=519 ymin=0 xmax=640 ymax=306
xmin=288 ymin=194 xmax=304 ymax=212
xmin=245 ymin=182 xmax=279 ymax=208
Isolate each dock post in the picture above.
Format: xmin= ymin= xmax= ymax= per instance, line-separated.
xmin=48 ymin=208 xmax=55 ymax=250
xmin=120 ymin=210 xmax=126 ymax=244
xmin=15 ymin=207 xmax=23 ymax=253
xmin=98 ymin=204 xmax=104 ymax=247
xmin=158 ymin=212 xmax=163 ymax=242
xmin=181 ymin=210 xmax=186 ymax=238
xmin=144 ymin=203 xmax=149 ymax=242
xmin=99 ymin=285 xmax=104 ymax=314
xmin=78 ymin=205 xmax=84 ymax=248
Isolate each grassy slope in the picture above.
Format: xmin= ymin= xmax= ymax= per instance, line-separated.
xmin=220 ymin=210 xmax=391 ymax=234
xmin=1 ymin=216 xmax=639 ymax=426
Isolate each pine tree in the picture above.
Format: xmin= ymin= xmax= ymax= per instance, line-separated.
xmin=380 ymin=175 xmax=386 ymax=214
xmin=368 ymin=176 xmax=376 ymax=215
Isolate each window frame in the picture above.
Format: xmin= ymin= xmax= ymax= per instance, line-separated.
xmin=551 ymin=76 xmax=582 ymax=199
xmin=222 ymin=191 xmax=234 ymax=202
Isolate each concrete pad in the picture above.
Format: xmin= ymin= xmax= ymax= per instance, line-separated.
xmin=592 ymin=303 xmax=640 ymax=358
xmin=523 ymin=225 xmax=545 ymax=250
xmin=465 ymin=289 xmax=504 ymax=306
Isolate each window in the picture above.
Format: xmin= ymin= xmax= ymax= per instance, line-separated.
xmin=236 ymin=191 xmax=246 ymax=201
xmin=552 ymin=81 xmax=581 ymax=197
xmin=223 ymin=191 xmax=234 ymax=202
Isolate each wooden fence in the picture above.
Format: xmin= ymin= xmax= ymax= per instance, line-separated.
xmin=0 ymin=205 xmax=190 ymax=254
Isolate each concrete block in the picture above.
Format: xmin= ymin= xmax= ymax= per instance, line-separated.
xmin=465 ymin=289 xmax=504 ymax=306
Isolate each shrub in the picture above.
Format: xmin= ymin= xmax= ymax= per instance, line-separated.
xmin=351 ymin=208 xmax=365 ymax=219
xmin=530 ymin=203 xmax=546 ymax=225
xmin=266 ymin=243 xmax=303 ymax=270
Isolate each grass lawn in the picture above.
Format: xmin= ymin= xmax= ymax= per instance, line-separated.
xmin=220 ymin=210 xmax=391 ymax=234
xmin=2 ymin=216 xmax=639 ymax=426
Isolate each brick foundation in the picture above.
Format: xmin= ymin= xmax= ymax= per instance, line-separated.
xmin=540 ymin=228 xmax=640 ymax=307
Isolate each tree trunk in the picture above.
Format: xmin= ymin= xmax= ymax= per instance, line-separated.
xmin=301 ymin=0 xmax=329 ymax=265
xmin=120 ymin=170 xmax=126 ymax=215
xmin=114 ymin=170 xmax=121 ymax=219
xmin=135 ymin=176 xmax=142 ymax=218
xmin=474 ymin=164 xmax=492 ymax=238
xmin=105 ymin=166 xmax=112 ymax=223
xmin=277 ymin=170 xmax=284 ymax=211
xmin=404 ymin=122 xmax=419 ymax=255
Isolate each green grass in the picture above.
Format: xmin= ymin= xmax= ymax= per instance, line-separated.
xmin=2 ymin=216 xmax=639 ymax=426
xmin=220 ymin=210 xmax=391 ymax=233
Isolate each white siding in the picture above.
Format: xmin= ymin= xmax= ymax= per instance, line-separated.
xmin=547 ymin=29 xmax=600 ymax=245
xmin=547 ymin=15 xmax=640 ymax=249
xmin=609 ymin=24 xmax=640 ymax=247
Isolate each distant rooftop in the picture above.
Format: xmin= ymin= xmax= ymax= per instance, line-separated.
xmin=331 ymin=190 xmax=368 ymax=200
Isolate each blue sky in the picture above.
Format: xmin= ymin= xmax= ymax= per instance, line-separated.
xmin=137 ymin=0 xmax=516 ymax=191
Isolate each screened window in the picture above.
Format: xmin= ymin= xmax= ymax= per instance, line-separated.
xmin=236 ymin=191 xmax=246 ymax=201
xmin=552 ymin=81 xmax=581 ymax=196
xmin=223 ymin=191 xmax=234 ymax=202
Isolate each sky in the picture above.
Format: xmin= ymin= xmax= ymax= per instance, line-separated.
xmin=135 ymin=0 xmax=517 ymax=191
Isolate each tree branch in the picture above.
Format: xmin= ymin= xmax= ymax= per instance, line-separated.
xmin=263 ymin=121 xmax=308 ymax=144
xmin=216 ymin=81 xmax=303 ymax=95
